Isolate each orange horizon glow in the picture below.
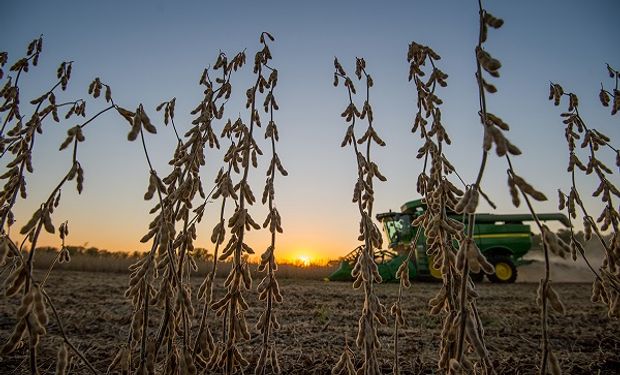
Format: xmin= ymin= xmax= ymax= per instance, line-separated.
xmin=29 ymin=233 xmax=349 ymax=265
xmin=297 ymin=255 xmax=311 ymax=267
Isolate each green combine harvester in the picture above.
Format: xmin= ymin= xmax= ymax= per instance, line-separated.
xmin=328 ymin=199 xmax=569 ymax=283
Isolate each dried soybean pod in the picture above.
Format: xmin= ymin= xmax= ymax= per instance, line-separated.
xmin=55 ymin=344 xmax=69 ymax=375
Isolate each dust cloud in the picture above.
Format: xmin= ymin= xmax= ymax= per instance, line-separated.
xmin=518 ymin=239 xmax=605 ymax=283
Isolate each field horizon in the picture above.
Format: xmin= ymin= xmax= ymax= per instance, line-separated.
xmin=22 ymin=236 xmax=606 ymax=285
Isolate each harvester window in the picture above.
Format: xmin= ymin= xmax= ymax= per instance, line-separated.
xmin=385 ymin=215 xmax=414 ymax=245
xmin=385 ymin=221 xmax=399 ymax=244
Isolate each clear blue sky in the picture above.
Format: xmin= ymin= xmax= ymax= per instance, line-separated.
xmin=2 ymin=0 xmax=619 ymax=261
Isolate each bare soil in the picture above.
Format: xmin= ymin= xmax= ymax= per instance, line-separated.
xmin=1 ymin=269 xmax=618 ymax=374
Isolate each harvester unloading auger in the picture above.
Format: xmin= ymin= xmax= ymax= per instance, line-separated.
xmin=328 ymin=199 xmax=570 ymax=283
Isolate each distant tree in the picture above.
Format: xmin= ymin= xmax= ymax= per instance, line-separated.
xmin=34 ymin=246 xmax=57 ymax=254
xmin=66 ymin=245 xmax=85 ymax=256
xmin=193 ymin=247 xmax=213 ymax=262
xmin=84 ymin=247 xmax=99 ymax=256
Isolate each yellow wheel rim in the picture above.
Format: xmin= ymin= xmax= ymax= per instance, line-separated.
xmin=495 ymin=262 xmax=512 ymax=281
xmin=429 ymin=255 xmax=443 ymax=279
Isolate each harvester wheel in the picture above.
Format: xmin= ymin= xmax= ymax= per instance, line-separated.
xmin=487 ymin=256 xmax=517 ymax=283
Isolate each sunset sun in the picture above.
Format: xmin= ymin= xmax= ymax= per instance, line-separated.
xmin=297 ymin=255 xmax=312 ymax=267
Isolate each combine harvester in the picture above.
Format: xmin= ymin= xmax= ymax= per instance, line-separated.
xmin=328 ymin=199 xmax=569 ymax=283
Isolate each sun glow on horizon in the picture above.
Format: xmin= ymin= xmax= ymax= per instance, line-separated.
xmin=296 ymin=255 xmax=311 ymax=267
xmin=278 ymin=249 xmax=328 ymax=267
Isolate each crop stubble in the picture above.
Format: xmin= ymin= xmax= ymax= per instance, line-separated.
xmin=0 ymin=270 xmax=618 ymax=374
